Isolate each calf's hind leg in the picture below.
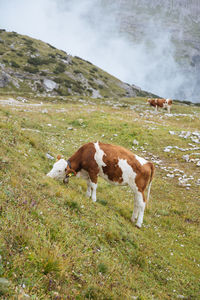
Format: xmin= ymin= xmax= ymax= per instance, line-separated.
xmin=87 ymin=171 xmax=98 ymax=202
xmin=86 ymin=180 xmax=92 ymax=198
xmin=132 ymin=191 xmax=146 ymax=228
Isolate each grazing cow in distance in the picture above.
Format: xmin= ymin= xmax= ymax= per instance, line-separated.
xmin=147 ymin=98 xmax=172 ymax=113
xmin=47 ymin=142 xmax=155 ymax=228
xmin=164 ymin=98 xmax=173 ymax=113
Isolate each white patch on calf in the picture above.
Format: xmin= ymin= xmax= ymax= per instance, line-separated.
xmin=134 ymin=154 xmax=147 ymax=166
xmin=118 ymin=159 xmax=137 ymax=190
xmin=94 ymin=142 xmax=106 ymax=174
xmin=94 ymin=142 xmax=113 ymax=183
xmin=47 ymin=159 xmax=68 ymax=180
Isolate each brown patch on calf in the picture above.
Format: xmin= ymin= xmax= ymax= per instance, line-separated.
xmin=135 ymin=162 xmax=154 ymax=202
xmin=167 ymin=99 xmax=172 ymax=105
xmin=100 ymin=146 xmax=123 ymax=183
xmin=67 ymin=143 xmax=99 ymax=184
xmin=149 ymin=98 xmax=166 ymax=108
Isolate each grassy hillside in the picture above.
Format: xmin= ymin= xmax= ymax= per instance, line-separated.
xmin=0 ymin=94 xmax=199 ymax=299
xmin=0 ymin=30 xmax=156 ymax=99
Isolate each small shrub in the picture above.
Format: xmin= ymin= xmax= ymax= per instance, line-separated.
xmin=10 ymin=61 xmax=20 ymax=68
xmin=54 ymin=77 xmax=64 ymax=84
xmin=7 ymin=32 xmax=17 ymax=37
xmin=72 ymin=87 xmax=83 ymax=94
xmin=47 ymin=43 xmax=56 ymax=49
xmin=92 ymin=67 xmax=98 ymax=72
xmin=27 ymin=57 xmax=52 ymax=66
xmin=22 ymin=38 xmax=33 ymax=46
xmin=36 ymin=82 xmax=45 ymax=93
xmin=64 ymin=79 xmax=73 ymax=88
xmin=39 ymin=71 xmax=47 ymax=76
xmin=27 ymin=57 xmax=38 ymax=65
xmin=53 ymin=63 xmax=66 ymax=74
xmin=87 ymin=89 xmax=93 ymax=95
xmin=48 ymin=53 xmax=56 ymax=58
xmin=74 ymin=56 xmax=83 ymax=61
xmin=55 ymin=87 xmax=70 ymax=96
xmin=23 ymin=65 xmax=39 ymax=74
xmin=73 ymin=69 xmax=82 ymax=74
xmin=28 ymin=46 xmax=37 ymax=53
xmin=16 ymin=52 xmax=23 ymax=57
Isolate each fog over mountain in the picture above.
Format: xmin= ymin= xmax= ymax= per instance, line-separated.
xmin=0 ymin=0 xmax=200 ymax=102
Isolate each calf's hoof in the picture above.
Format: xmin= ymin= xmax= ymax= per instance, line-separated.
xmin=131 ymin=217 xmax=137 ymax=223
xmin=135 ymin=223 xmax=142 ymax=229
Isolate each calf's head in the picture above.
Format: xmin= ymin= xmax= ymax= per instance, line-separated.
xmin=47 ymin=156 xmax=68 ymax=180
xmin=147 ymin=98 xmax=151 ymax=104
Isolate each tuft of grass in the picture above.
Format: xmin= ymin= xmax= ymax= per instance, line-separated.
xmin=64 ymin=200 xmax=81 ymax=212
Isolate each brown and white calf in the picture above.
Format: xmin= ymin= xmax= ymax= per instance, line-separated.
xmin=47 ymin=142 xmax=154 ymax=228
xmin=147 ymin=98 xmax=172 ymax=113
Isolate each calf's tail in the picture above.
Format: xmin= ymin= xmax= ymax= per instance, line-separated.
xmin=146 ymin=162 xmax=155 ymax=207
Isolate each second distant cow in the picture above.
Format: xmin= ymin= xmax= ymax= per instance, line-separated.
xmin=147 ymin=98 xmax=172 ymax=113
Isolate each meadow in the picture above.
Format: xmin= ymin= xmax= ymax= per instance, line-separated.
xmin=0 ymin=95 xmax=200 ymax=299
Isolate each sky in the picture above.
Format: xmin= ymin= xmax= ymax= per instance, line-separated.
xmin=0 ymin=0 xmax=199 ymax=102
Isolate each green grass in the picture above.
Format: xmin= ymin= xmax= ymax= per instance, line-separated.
xmin=0 ymin=95 xmax=200 ymax=299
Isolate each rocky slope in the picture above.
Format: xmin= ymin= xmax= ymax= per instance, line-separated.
xmin=100 ymin=0 xmax=200 ymax=101
xmin=118 ymin=0 xmax=200 ymax=56
xmin=0 ymin=30 xmax=155 ymax=99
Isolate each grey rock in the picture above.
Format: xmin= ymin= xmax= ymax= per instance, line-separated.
xmin=46 ymin=153 xmax=54 ymax=160
xmin=43 ymin=79 xmax=58 ymax=91
xmin=0 ymin=71 xmax=10 ymax=87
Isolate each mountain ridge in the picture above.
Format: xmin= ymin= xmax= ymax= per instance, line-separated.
xmin=0 ymin=29 xmax=157 ymax=99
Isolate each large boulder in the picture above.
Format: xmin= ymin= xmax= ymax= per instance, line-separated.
xmin=43 ymin=79 xmax=58 ymax=92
